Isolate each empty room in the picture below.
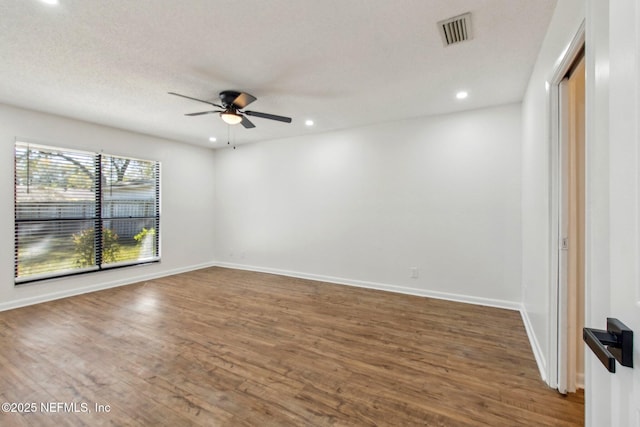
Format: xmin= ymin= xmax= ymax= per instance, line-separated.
xmin=1 ymin=1 xmax=638 ymax=426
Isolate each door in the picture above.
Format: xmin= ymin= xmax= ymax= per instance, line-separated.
xmin=558 ymin=54 xmax=586 ymax=394
xmin=606 ymin=1 xmax=640 ymax=423
xmin=585 ymin=0 xmax=640 ymax=425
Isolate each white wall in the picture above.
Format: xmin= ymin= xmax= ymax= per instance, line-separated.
xmin=0 ymin=103 xmax=216 ymax=310
xmin=214 ymin=104 xmax=522 ymax=308
xmin=520 ymin=0 xmax=585 ymax=382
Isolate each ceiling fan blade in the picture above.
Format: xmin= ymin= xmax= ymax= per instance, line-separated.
xmin=232 ymin=92 xmax=257 ymax=109
xmin=168 ymin=92 xmax=223 ymax=108
xmin=185 ymin=110 xmax=222 ymax=116
xmin=241 ymin=116 xmax=256 ymax=128
xmin=245 ymin=110 xmax=292 ymax=123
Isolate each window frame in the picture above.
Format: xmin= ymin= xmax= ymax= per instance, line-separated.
xmin=14 ymin=141 xmax=161 ymax=285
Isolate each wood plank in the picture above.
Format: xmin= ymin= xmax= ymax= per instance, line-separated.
xmin=0 ymin=267 xmax=584 ymax=426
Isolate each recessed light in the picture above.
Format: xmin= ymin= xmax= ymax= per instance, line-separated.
xmin=41 ymin=0 xmax=59 ymax=5
xmin=305 ymin=119 xmax=314 ymax=126
xmin=209 ymin=137 xmax=217 ymax=142
xmin=456 ymin=91 xmax=468 ymax=100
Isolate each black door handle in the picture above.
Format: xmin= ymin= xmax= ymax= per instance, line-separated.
xmin=583 ymin=318 xmax=633 ymax=373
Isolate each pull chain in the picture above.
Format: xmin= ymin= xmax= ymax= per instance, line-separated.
xmin=227 ymin=125 xmax=236 ymax=149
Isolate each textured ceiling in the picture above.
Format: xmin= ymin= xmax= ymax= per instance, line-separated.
xmin=0 ymin=0 xmax=557 ymax=148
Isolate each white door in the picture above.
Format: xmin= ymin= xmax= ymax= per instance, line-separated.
xmin=586 ymin=0 xmax=640 ymax=425
xmin=606 ymin=1 xmax=640 ymax=423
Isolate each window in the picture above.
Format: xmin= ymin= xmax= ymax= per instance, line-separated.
xmin=14 ymin=142 xmax=160 ymax=284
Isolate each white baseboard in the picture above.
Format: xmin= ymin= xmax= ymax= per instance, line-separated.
xmin=0 ymin=261 xmax=217 ymax=312
xmin=520 ymin=307 xmax=547 ymax=383
xmin=214 ymin=261 xmax=522 ymax=311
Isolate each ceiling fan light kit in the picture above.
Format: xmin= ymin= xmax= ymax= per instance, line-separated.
xmin=169 ymin=90 xmax=292 ymax=130
xmin=220 ymin=111 xmax=243 ymax=125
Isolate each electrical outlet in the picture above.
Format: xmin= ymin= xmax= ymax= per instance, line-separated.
xmin=410 ymin=267 xmax=419 ymax=279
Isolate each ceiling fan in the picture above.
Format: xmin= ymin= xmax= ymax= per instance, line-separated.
xmin=168 ymin=90 xmax=292 ymax=129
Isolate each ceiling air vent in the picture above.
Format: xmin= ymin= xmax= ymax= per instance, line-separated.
xmin=438 ymin=12 xmax=472 ymax=47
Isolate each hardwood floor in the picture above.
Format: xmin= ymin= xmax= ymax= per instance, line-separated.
xmin=0 ymin=267 xmax=583 ymax=426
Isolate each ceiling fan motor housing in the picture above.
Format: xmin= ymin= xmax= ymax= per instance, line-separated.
xmin=219 ymin=90 xmax=242 ymax=108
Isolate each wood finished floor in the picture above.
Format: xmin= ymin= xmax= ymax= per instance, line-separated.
xmin=0 ymin=267 xmax=583 ymax=426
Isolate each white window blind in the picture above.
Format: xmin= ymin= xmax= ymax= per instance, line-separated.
xmin=14 ymin=142 xmax=160 ymax=284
